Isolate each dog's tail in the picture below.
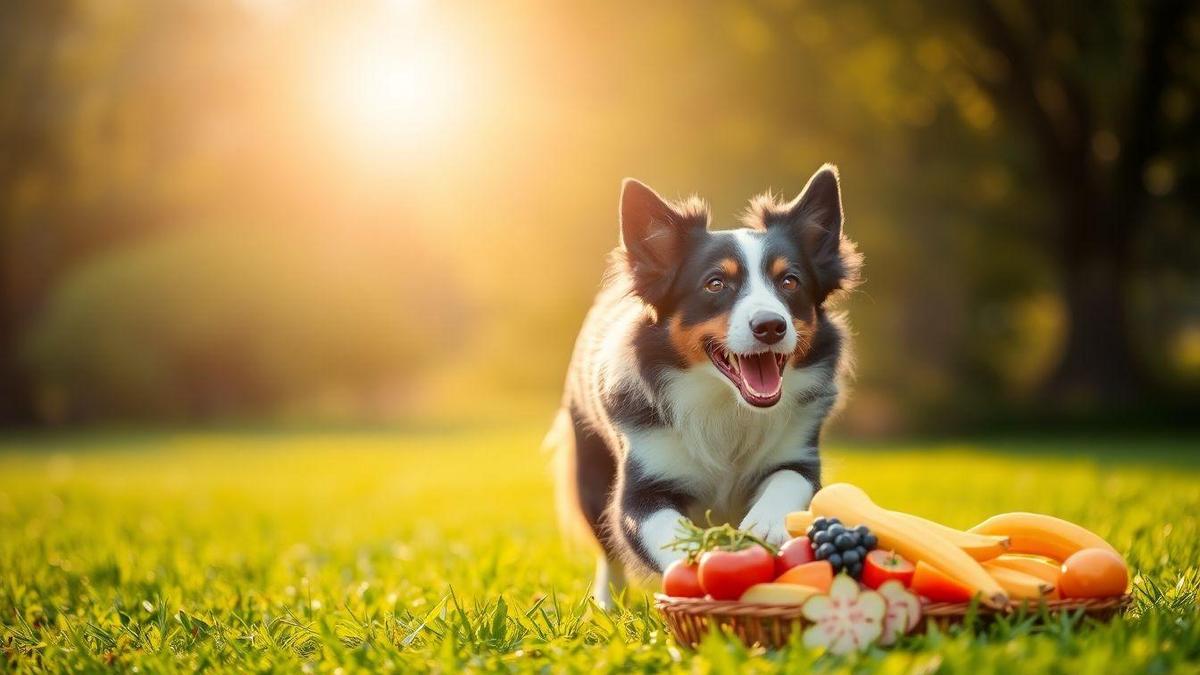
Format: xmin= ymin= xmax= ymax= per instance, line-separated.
xmin=543 ymin=407 xmax=595 ymax=549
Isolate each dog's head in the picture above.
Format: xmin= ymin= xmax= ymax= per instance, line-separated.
xmin=619 ymin=165 xmax=861 ymax=409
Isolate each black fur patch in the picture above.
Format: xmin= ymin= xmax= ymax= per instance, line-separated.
xmin=613 ymin=456 xmax=694 ymax=571
xmin=742 ymin=165 xmax=862 ymax=305
xmin=569 ymin=406 xmax=618 ymax=546
xmin=757 ymin=459 xmax=823 ymax=494
xmin=665 ymin=235 xmax=745 ymax=324
xmin=605 ymin=383 xmax=667 ymax=430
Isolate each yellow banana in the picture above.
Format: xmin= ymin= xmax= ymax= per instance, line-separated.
xmin=984 ymin=554 xmax=1061 ymax=586
xmin=810 ymin=483 xmax=1008 ymax=608
xmin=969 ymin=512 xmax=1118 ymax=562
xmin=888 ymin=511 xmax=1010 ymax=561
xmin=785 ymin=510 xmax=815 ymax=538
xmin=985 ymin=565 xmax=1057 ymax=600
xmin=790 ymin=507 xmax=1009 ymax=560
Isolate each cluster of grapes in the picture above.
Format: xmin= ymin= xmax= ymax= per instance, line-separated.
xmin=806 ymin=517 xmax=878 ymax=579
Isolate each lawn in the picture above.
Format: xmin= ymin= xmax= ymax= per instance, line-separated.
xmin=1 ymin=425 xmax=1198 ymax=673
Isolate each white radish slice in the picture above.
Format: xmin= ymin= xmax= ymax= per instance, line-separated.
xmin=801 ymin=575 xmax=885 ymax=654
xmin=877 ymin=579 xmax=923 ymax=632
xmin=878 ymin=597 xmax=910 ymax=646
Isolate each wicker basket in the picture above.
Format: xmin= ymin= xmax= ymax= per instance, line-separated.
xmin=655 ymin=593 xmax=1132 ymax=648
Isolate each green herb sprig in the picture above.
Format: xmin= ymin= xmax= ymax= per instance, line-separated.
xmin=661 ymin=511 xmax=778 ymax=563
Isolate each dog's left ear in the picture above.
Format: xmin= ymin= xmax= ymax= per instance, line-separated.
xmin=779 ymin=164 xmax=861 ymax=303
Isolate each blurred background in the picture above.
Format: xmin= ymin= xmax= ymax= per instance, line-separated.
xmin=1 ymin=0 xmax=1197 ymax=435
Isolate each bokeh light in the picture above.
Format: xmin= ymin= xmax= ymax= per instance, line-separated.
xmin=315 ymin=21 xmax=467 ymax=154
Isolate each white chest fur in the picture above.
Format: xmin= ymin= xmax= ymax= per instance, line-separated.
xmin=625 ymin=362 xmax=829 ymax=524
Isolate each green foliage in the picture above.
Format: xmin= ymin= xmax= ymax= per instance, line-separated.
xmin=1 ymin=426 xmax=1197 ymax=672
xmin=2 ymin=0 xmax=1197 ymax=426
xmin=21 ymin=226 xmax=461 ymax=421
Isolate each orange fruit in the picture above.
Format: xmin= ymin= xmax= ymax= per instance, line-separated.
xmin=774 ymin=560 xmax=834 ymax=592
xmin=910 ymin=560 xmax=975 ymax=603
xmin=1058 ymin=548 xmax=1128 ymax=598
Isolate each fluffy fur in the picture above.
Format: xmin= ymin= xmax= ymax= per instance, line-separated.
xmin=548 ymin=165 xmax=861 ymax=607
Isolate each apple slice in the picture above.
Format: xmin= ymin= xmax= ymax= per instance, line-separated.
xmin=801 ymin=575 xmax=885 ymax=654
xmin=740 ymin=583 xmax=821 ymax=605
xmin=876 ymin=579 xmax=922 ymax=645
xmin=785 ymin=510 xmax=815 ymax=537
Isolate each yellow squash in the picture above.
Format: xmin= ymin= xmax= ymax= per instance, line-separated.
xmin=810 ymin=483 xmax=1009 ymax=608
xmin=888 ymin=511 xmax=1009 ymax=562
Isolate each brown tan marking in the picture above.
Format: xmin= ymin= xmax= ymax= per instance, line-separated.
xmin=790 ymin=307 xmax=818 ymax=364
xmin=668 ymin=312 xmax=732 ymax=366
xmin=770 ymin=256 xmax=790 ymax=278
xmin=719 ymin=258 xmax=739 ymax=277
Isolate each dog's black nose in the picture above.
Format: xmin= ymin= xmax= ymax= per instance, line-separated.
xmin=750 ymin=311 xmax=788 ymax=345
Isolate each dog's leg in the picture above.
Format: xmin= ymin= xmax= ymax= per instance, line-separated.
xmin=632 ymin=508 xmax=688 ymax=571
xmin=614 ymin=433 xmax=697 ymax=573
xmin=614 ymin=453 xmax=693 ymax=573
xmin=739 ymin=464 xmax=818 ymax=546
xmin=591 ymin=555 xmax=626 ymax=610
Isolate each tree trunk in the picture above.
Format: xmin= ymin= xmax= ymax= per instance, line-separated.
xmin=0 ymin=308 xmax=38 ymax=426
xmin=963 ymin=0 xmax=1190 ymax=410
xmin=1044 ymin=214 xmax=1141 ymax=405
xmin=1041 ymin=148 xmax=1142 ymax=407
xmin=0 ymin=1 xmax=73 ymax=428
xmin=1042 ymin=0 xmax=1192 ymax=408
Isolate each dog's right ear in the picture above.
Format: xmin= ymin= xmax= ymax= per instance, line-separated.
xmin=619 ymin=178 xmax=706 ymax=305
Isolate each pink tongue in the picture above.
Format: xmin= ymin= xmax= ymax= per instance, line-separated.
xmin=739 ymin=353 xmax=781 ymax=396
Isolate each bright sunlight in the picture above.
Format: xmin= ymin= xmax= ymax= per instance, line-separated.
xmin=315 ymin=15 xmax=466 ymax=154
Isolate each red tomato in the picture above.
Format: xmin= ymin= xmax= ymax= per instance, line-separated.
xmin=662 ymin=560 xmax=704 ymax=598
xmin=774 ymin=537 xmax=816 ymax=576
xmin=910 ymin=561 xmax=974 ymax=603
xmin=861 ymin=550 xmax=916 ymax=589
xmin=698 ymin=545 xmax=776 ymax=600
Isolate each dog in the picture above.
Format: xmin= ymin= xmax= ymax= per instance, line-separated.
xmin=548 ymin=164 xmax=861 ymax=607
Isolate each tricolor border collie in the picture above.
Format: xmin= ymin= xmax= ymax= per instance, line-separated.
xmin=549 ymin=165 xmax=861 ymax=606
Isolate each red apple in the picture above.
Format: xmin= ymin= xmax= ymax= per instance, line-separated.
xmin=774 ymin=537 xmax=816 ymax=576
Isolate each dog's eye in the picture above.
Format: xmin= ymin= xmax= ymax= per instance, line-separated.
xmin=779 ymin=274 xmax=800 ymax=291
xmin=704 ymin=277 xmax=725 ymax=293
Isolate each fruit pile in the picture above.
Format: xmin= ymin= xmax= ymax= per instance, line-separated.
xmin=660 ymin=482 xmax=1129 ymax=654
xmin=661 ymin=516 xmax=921 ymax=652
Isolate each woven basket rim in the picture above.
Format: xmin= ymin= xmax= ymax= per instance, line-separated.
xmin=654 ymin=592 xmax=1131 ymax=618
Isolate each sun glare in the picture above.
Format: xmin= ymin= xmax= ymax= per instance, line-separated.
xmin=318 ymin=21 xmax=465 ymax=153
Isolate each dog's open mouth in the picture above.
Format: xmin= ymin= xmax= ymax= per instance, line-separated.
xmin=705 ymin=342 xmax=788 ymax=407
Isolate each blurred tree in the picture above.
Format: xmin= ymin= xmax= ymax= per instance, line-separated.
xmin=757 ymin=0 xmax=1200 ymax=415
xmin=0 ymin=0 xmax=1196 ymax=428
xmin=955 ymin=0 xmax=1196 ymax=405
xmin=23 ymin=227 xmax=454 ymax=422
xmin=0 ymin=1 xmax=70 ymax=424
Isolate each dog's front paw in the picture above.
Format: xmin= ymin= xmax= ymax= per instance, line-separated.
xmin=740 ymin=512 xmax=791 ymax=548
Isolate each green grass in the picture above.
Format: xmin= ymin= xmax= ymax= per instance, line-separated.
xmin=1 ymin=426 xmax=1198 ymax=673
